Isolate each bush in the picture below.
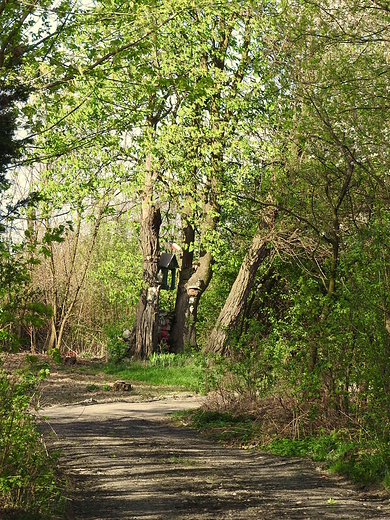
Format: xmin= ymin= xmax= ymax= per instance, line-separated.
xmin=0 ymin=357 xmax=65 ymax=517
xmin=105 ymin=323 xmax=131 ymax=363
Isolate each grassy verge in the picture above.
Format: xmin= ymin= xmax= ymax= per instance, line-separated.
xmin=173 ymin=409 xmax=390 ymax=490
xmin=266 ymin=434 xmax=390 ymax=487
xmin=99 ymin=353 xmax=206 ymax=394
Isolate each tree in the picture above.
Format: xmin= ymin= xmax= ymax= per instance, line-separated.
xmin=203 ymin=1 xmax=390 ymax=431
xmin=27 ymin=0 xmax=284 ymax=358
xmin=205 ymin=0 xmax=390 ymax=366
xmin=156 ymin=1 xmax=281 ymax=352
xmin=275 ymin=0 xmax=390 ymax=378
xmin=76 ymin=0 xmax=271 ymax=357
xmin=0 ymin=0 xmax=73 ymax=187
xmin=205 ymin=205 xmax=277 ymax=355
xmin=0 ymin=0 xmax=73 ymax=350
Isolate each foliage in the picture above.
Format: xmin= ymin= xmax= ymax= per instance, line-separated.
xmin=193 ymin=0 xmax=390 ymax=451
xmin=87 ymin=218 xmax=143 ymax=330
xmin=265 ymin=433 xmax=390 ymax=488
xmin=0 ymin=82 xmax=28 ymax=191
xmin=251 ymin=212 xmax=390 ymax=432
xmin=106 ymin=324 xmax=131 ymax=364
xmin=0 ymin=358 xmax=65 ymax=517
xmin=0 ymin=240 xmax=53 ymax=353
xmin=47 ymin=347 xmax=63 ymax=365
xmin=211 ymin=214 xmax=390 ymax=436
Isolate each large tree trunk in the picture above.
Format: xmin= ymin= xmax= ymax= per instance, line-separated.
xmin=204 ymin=209 xmax=277 ymax=355
xmin=171 ymin=238 xmax=213 ymax=352
xmin=128 ymin=155 xmax=162 ymax=359
xmin=131 ymin=282 xmax=160 ymax=359
xmin=171 ymin=171 xmax=218 ymax=351
xmin=170 ymin=191 xmax=216 ymax=352
xmin=170 ymin=223 xmax=195 ymax=352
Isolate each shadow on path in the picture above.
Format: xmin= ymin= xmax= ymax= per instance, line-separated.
xmin=41 ymin=400 xmax=390 ymax=520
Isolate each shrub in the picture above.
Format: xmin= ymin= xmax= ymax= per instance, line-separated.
xmin=0 ymin=357 xmax=65 ymax=517
xmin=105 ymin=323 xmax=133 ymax=363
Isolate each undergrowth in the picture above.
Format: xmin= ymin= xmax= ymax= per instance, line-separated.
xmin=0 ymin=355 xmax=66 ymax=518
xmin=268 ymin=434 xmax=390 ymax=487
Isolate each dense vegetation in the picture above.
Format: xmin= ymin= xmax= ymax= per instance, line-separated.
xmin=0 ymin=358 xmax=66 ymax=518
xmin=1 ymin=0 xmax=390 ymax=512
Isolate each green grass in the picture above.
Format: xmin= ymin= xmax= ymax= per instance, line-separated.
xmin=101 ymin=353 xmax=206 ymax=394
xmin=176 ymin=409 xmax=262 ymax=443
xmin=266 ymin=433 xmax=390 ymax=487
xmin=174 ymin=409 xmax=390 ymax=489
xmin=86 ymin=383 xmax=100 ymax=392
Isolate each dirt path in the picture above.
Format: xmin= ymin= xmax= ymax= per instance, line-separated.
xmin=40 ymin=398 xmax=390 ymax=520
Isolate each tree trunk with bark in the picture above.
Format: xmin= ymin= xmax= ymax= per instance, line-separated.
xmin=128 ymin=155 xmax=162 ymax=359
xmin=171 ymin=186 xmax=216 ymax=352
xmin=204 ymin=208 xmax=277 ymax=355
xmin=130 ymin=203 xmax=161 ymax=359
xmin=171 ymin=242 xmax=213 ymax=352
xmin=170 ymin=223 xmax=195 ymax=352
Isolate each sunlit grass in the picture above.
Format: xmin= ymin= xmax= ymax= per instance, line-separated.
xmin=100 ymin=353 xmax=206 ymax=394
